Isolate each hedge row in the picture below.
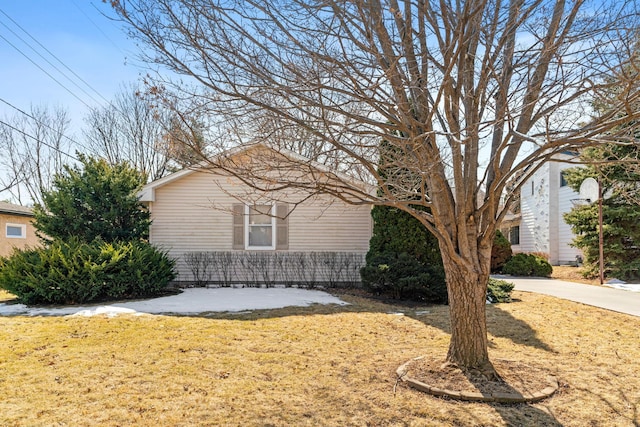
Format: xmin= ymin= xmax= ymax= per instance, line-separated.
xmin=0 ymin=239 xmax=176 ymax=305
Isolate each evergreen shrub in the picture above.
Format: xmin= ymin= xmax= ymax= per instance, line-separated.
xmin=0 ymin=239 xmax=176 ymax=305
xmin=487 ymin=278 xmax=515 ymax=303
xmin=502 ymin=253 xmax=553 ymax=277
xmin=360 ymin=252 xmax=447 ymax=303
xmin=360 ymin=205 xmax=447 ymax=303
xmin=491 ymin=230 xmax=513 ymax=272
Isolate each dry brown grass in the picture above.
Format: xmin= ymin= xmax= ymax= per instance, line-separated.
xmin=0 ymin=289 xmax=15 ymax=302
xmin=551 ymin=265 xmax=601 ymax=286
xmin=1 ymin=290 xmax=639 ymax=426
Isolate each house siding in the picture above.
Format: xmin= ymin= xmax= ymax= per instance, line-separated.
xmin=0 ymin=212 xmax=39 ymax=257
xmin=146 ymin=170 xmax=372 ymax=281
xmin=518 ymin=155 xmax=583 ymax=265
xmin=556 ymin=167 xmax=583 ymax=264
xmin=520 ymin=162 xmax=550 ymax=256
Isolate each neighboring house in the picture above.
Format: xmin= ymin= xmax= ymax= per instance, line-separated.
xmin=0 ymin=201 xmax=39 ymax=257
xmin=139 ymin=143 xmax=373 ymax=285
xmin=502 ymin=152 xmax=583 ymax=265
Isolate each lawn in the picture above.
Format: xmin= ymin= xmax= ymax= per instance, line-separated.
xmin=551 ymin=265 xmax=601 ymax=286
xmin=1 ymin=289 xmax=639 ymax=426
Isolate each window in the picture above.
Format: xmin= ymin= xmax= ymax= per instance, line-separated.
xmin=6 ymin=223 xmax=26 ymax=239
xmin=246 ymin=204 xmax=275 ymax=249
xmin=560 ymin=170 xmax=568 ymax=187
xmin=509 ymin=226 xmax=520 ymax=245
xmin=233 ymin=203 xmax=289 ymax=250
xmin=531 ymin=180 xmax=534 ymax=195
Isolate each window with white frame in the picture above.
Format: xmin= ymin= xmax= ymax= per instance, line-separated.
xmin=6 ymin=223 xmax=26 ymax=239
xmin=233 ymin=203 xmax=289 ymax=251
xmin=246 ymin=204 xmax=276 ymax=249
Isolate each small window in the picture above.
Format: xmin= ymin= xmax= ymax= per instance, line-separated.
xmin=246 ymin=204 xmax=276 ymax=250
xmin=6 ymin=223 xmax=26 ymax=239
xmin=531 ymin=180 xmax=534 ymax=195
xmin=509 ymin=226 xmax=520 ymax=245
xmin=233 ymin=203 xmax=289 ymax=251
xmin=560 ymin=170 xmax=568 ymax=187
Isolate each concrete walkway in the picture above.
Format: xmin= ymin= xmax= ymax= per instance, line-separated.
xmin=498 ymin=276 xmax=640 ymax=317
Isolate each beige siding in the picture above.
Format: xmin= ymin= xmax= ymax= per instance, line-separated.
xmin=288 ymin=200 xmax=371 ymax=252
xmin=146 ymin=170 xmax=372 ymax=280
xmin=0 ymin=213 xmax=39 ymax=257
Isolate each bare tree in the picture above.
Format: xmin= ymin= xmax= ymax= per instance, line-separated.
xmin=111 ymin=0 xmax=640 ymax=373
xmin=0 ymin=105 xmax=71 ymax=205
xmin=83 ymin=83 xmax=177 ymax=181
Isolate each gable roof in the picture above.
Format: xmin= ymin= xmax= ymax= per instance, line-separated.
xmin=139 ymin=142 xmax=375 ymax=202
xmin=0 ymin=201 xmax=33 ymax=217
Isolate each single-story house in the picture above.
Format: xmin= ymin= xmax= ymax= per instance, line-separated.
xmin=501 ymin=152 xmax=584 ymax=265
xmin=139 ymin=143 xmax=374 ymax=285
xmin=0 ymin=201 xmax=39 ymax=257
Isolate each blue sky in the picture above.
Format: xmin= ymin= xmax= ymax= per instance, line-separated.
xmin=0 ymin=0 xmax=145 ymax=137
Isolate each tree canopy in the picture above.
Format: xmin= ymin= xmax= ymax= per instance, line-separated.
xmin=110 ymin=0 xmax=640 ymax=371
xmin=33 ymin=154 xmax=151 ymax=244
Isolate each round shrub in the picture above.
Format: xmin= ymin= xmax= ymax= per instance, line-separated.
xmin=0 ymin=238 xmax=176 ymax=305
xmin=502 ymin=253 xmax=553 ymax=277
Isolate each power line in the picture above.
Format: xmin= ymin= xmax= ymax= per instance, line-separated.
xmin=75 ymin=0 xmax=129 ymax=56
xmin=0 ymin=31 xmax=94 ymax=109
xmin=0 ymin=97 xmax=92 ymax=153
xmin=0 ymin=11 xmax=107 ymax=106
xmin=0 ymin=118 xmax=79 ymax=161
xmin=0 ymin=5 xmax=171 ymax=164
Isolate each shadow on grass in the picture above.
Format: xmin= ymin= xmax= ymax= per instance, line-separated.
xmin=463 ymin=367 xmax=561 ymax=426
xmin=206 ymin=289 xmax=554 ymax=353
xmin=3 ymin=287 xmax=564 ymax=426
xmin=476 ymin=401 xmax=562 ymax=426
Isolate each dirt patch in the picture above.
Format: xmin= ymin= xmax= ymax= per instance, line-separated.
xmin=401 ymin=356 xmax=557 ymax=401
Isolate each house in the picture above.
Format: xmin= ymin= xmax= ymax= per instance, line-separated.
xmin=139 ymin=143 xmax=374 ymax=285
xmin=501 ymin=152 xmax=583 ymax=265
xmin=0 ymin=201 xmax=39 ymax=257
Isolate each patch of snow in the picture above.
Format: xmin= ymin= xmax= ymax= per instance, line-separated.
xmin=71 ymin=306 xmax=140 ymax=318
xmin=604 ymin=282 xmax=640 ymax=292
xmin=0 ymin=288 xmax=348 ymax=317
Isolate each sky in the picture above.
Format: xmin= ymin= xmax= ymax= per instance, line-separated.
xmin=0 ymin=0 xmax=146 ymax=138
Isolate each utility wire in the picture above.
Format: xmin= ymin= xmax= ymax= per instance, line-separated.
xmin=75 ymin=0 xmax=129 ymax=56
xmin=0 ymin=97 xmax=92 ymax=153
xmin=0 ymin=18 xmax=104 ymax=106
xmin=0 ymin=7 xmax=112 ymax=106
xmin=0 ymin=118 xmax=79 ymax=161
xmin=0 ymin=5 xmax=170 ymax=162
xmin=0 ymin=32 xmax=94 ymax=109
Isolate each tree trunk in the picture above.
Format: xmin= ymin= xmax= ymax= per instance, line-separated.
xmin=443 ymin=257 xmax=493 ymax=373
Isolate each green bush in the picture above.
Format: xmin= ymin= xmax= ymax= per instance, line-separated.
xmin=491 ymin=230 xmax=512 ymax=272
xmin=0 ymin=239 xmax=176 ymax=305
xmin=502 ymin=253 xmax=553 ymax=277
xmin=360 ymin=252 xmax=447 ymax=303
xmin=487 ymin=278 xmax=515 ymax=303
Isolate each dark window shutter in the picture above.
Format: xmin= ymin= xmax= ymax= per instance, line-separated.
xmin=232 ymin=204 xmax=244 ymax=250
xmin=275 ymin=203 xmax=289 ymax=250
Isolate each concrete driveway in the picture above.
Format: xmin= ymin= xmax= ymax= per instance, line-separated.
xmin=498 ymin=276 xmax=640 ymax=317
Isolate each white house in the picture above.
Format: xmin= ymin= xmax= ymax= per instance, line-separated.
xmin=139 ymin=143 xmax=373 ymax=285
xmin=504 ymin=152 xmax=584 ymax=265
